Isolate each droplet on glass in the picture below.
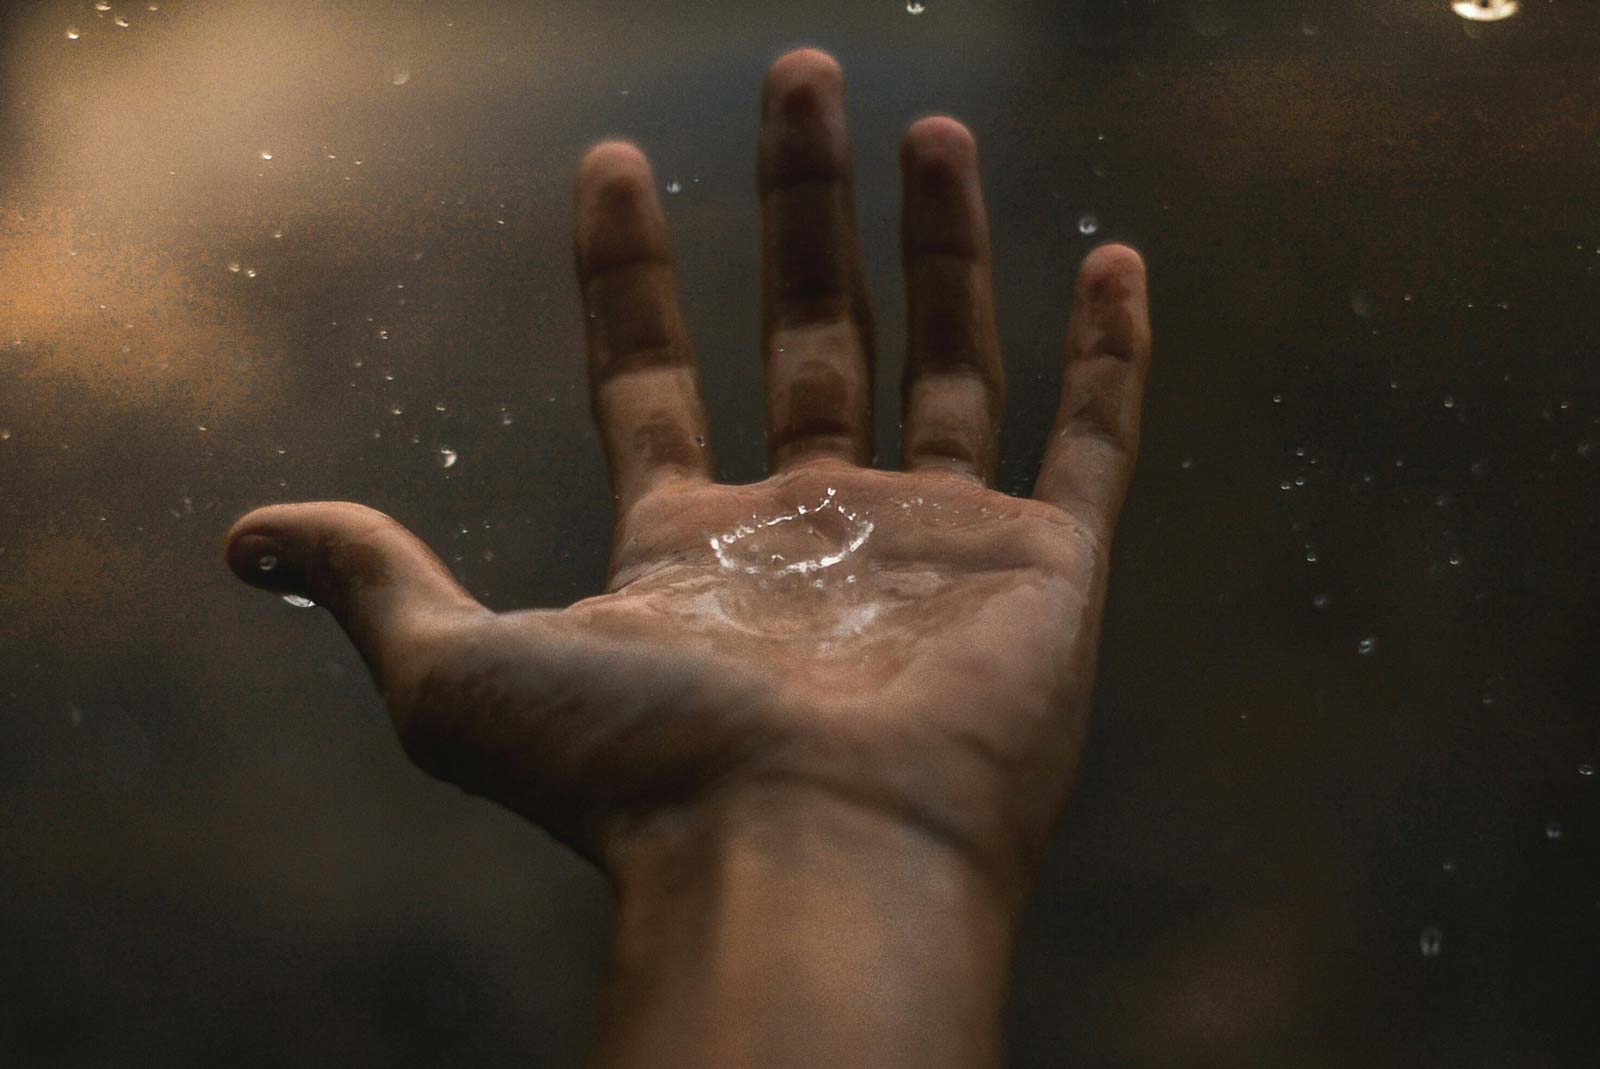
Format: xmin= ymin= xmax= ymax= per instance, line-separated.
xmin=906 ymin=0 xmax=926 ymax=13
xmin=1078 ymin=213 xmax=1099 ymax=236
xmin=1545 ymin=821 xmax=1563 ymax=840
xmin=1453 ymin=0 xmax=1518 ymax=21
xmin=438 ymin=447 xmax=458 ymax=469
xmin=391 ymin=68 xmax=411 ymax=86
xmin=1578 ymin=763 xmax=1594 ymax=777
xmin=114 ymin=15 xmax=129 ymax=27
xmin=66 ymin=27 xmax=81 ymax=39
xmin=1300 ymin=13 xmax=1319 ymax=35
xmin=1443 ymin=395 xmax=1455 ymax=409
xmin=1419 ymin=927 xmax=1443 ymax=958
xmin=499 ymin=408 xmax=514 ymax=425
xmin=1312 ymin=594 xmax=1329 ymax=609
xmin=665 ymin=178 xmax=683 ymax=194
xmin=1357 ymin=636 xmax=1377 ymax=655
xmin=95 ymin=0 xmax=110 ymax=9
xmin=1441 ymin=858 xmax=1456 ymax=873
xmin=1304 ymin=548 xmax=1318 ymax=563
xmin=244 ymin=267 xmax=257 ymax=278
xmin=257 ymin=554 xmax=278 ymax=572
xmin=227 ymin=261 xmax=241 ymax=273
xmin=259 ymin=150 xmax=274 ymax=161
xmin=281 ymin=594 xmax=317 ymax=608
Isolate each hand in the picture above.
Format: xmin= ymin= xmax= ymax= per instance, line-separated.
xmin=224 ymin=48 xmax=1151 ymax=921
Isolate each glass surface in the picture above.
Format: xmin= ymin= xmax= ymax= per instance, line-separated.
xmin=2 ymin=1 xmax=1596 ymax=1065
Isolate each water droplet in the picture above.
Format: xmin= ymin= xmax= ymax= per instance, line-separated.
xmin=1304 ymin=548 xmax=1318 ymax=563
xmin=257 ymin=554 xmax=278 ymax=572
xmin=1545 ymin=820 xmax=1563 ymax=840
xmin=1272 ymin=393 xmax=1283 ymax=404
xmin=695 ymin=434 xmax=706 ymax=447
xmin=433 ymin=401 xmax=447 ymax=413
xmin=1312 ymin=594 xmax=1329 ymax=609
xmin=906 ymin=0 xmax=926 ymax=12
xmin=1578 ymin=763 xmax=1594 ymax=777
xmin=244 ymin=267 xmax=257 ymax=278
xmin=259 ymin=150 xmax=274 ymax=161
xmin=1293 ymin=476 xmax=1306 ymax=487
xmin=114 ymin=15 xmax=129 ymax=27
xmin=1443 ymin=395 xmax=1455 ymax=409
xmin=391 ymin=68 xmax=411 ymax=86
xmin=1419 ymin=927 xmax=1443 ymax=958
xmin=499 ymin=409 xmax=514 ymax=426
xmin=1357 ymin=636 xmax=1377 ymax=655
xmin=1280 ymin=479 xmax=1293 ymax=491
xmin=66 ymin=27 xmax=80 ymax=39
xmin=1077 ymin=213 xmax=1099 ymax=236
xmin=1180 ymin=457 xmax=1193 ymax=470
xmin=1447 ymin=552 xmax=1463 ymax=567
xmin=1441 ymin=859 xmax=1456 ymax=873
xmin=281 ymin=594 xmax=316 ymax=608
xmin=1350 ymin=291 xmax=1375 ymax=319
xmin=1453 ymin=0 xmax=1518 ymax=21
xmin=94 ymin=0 xmax=110 ymax=9
xmin=273 ymin=228 xmax=283 ymax=239
xmin=665 ymin=178 xmax=683 ymax=194
xmin=1300 ymin=13 xmax=1319 ymax=35
xmin=377 ymin=329 xmax=389 ymax=340
xmin=389 ymin=404 xmax=403 ymax=416
xmin=227 ymin=261 xmax=241 ymax=273
xmin=438 ymin=447 xmax=458 ymax=469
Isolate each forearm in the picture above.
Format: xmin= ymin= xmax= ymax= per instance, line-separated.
xmin=588 ymin=784 xmax=1024 ymax=1069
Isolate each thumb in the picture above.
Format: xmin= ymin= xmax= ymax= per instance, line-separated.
xmin=223 ymin=501 xmax=488 ymax=695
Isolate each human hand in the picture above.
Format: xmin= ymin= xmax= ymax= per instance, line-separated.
xmin=224 ymin=48 xmax=1151 ymax=924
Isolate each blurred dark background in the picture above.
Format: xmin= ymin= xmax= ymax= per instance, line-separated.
xmin=1 ymin=1 xmax=1596 ymax=1065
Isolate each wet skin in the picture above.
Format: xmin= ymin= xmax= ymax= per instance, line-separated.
xmin=225 ymin=47 xmax=1151 ymax=927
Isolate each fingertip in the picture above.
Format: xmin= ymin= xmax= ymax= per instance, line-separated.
xmin=1081 ymin=243 xmax=1147 ymax=287
xmin=577 ymin=140 xmax=652 ymax=192
xmin=765 ymin=47 xmax=844 ymax=101
xmin=901 ymin=115 xmax=978 ymax=171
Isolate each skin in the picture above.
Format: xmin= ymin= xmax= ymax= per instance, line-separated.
xmin=225 ymin=47 xmax=1151 ymax=1067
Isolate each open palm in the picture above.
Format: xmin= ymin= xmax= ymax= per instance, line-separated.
xmin=225 ymin=49 xmax=1152 ymax=905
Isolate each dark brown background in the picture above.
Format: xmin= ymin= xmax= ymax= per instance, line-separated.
xmin=1 ymin=1 xmax=1596 ymax=1065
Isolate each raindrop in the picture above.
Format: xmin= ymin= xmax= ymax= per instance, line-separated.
xmin=1300 ymin=13 xmax=1319 ymax=35
xmin=1441 ymin=859 xmax=1457 ymax=873
xmin=1448 ymin=552 xmax=1463 ymax=566
xmin=114 ymin=15 xmax=129 ymax=27
xmin=499 ymin=408 xmax=514 ymax=426
xmin=66 ymin=27 xmax=80 ymax=39
xmin=1272 ymin=394 xmax=1283 ymax=404
xmin=1419 ymin=927 xmax=1443 ymax=959
xmin=273 ymin=228 xmax=283 ymax=239
xmin=389 ymin=404 xmax=403 ymax=416
xmin=1304 ymin=548 xmax=1318 ymax=563
xmin=1578 ymin=763 xmax=1594 ymax=777
xmin=1077 ymin=213 xmax=1099 ymax=236
xmin=281 ymin=594 xmax=317 ymax=608
xmin=257 ymin=555 xmax=278 ymax=572
xmin=227 ymin=261 xmax=241 ymax=273
xmin=259 ymin=150 xmax=274 ymax=161
xmin=1293 ymin=476 xmax=1306 ymax=487
xmin=1453 ymin=0 xmax=1518 ymax=21
xmin=695 ymin=434 xmax=706 ymax=447
xmin=906 ymin=0 xmax=926 ymax=12
xmin=244 ymin=267 xmax=257 ymax=278
xmin=1443 ymin=395 xmax=1455 ymax=409
xmin=94 ymin=0 xmax=110 ymax=9
xmin=391 ymin=68 xmax=411 ymax=86
xmin=1357 ymin=636 xmax=1377 ymax=656
xmin=1280 ymin=480 xmax=1293 ymax=491
xmin=1545 ymin=821 xmax=1563 ymax=841
xmin=1312 ymin=594 xmax=1329 ymax=609
xmin=438 ymin=447 xmax=459 ymax=469
xmin=1180 ymin=457 xmax=1193 ymax=470
xmin=665 ymin=178 xmax=683 ymax=194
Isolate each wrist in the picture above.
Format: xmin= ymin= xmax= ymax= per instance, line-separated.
xmin=589 ymin=780 xmax=1027 ymax=1068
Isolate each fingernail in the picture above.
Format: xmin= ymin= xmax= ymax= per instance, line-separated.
xmin=228 ymin=532 xmax=292 ymax=585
